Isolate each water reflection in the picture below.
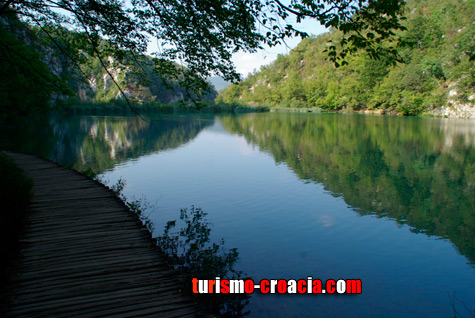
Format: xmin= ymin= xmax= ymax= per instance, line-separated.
xmin=158 ymin=206 xmax=250 ymax=317
xmin=2 ymin=113 xmax=474 ymax=267
xmin=2 ymin=112 xmax=474 ymax=316
xmin=219 ymin=113 xmax=475 ymax=265
xmin=0 ymin=114 xmax=213 ymax=173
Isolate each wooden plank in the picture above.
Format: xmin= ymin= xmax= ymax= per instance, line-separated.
xmin=8 ymin=285 xmax=171 ymax=315
xmin=11 ymin=267 xmax=178 ymax=292
xmin=22 ymin=221 xmax=140 ymax=235
xmin=2 ymin=152 xmax=198 ymax=318
xmin=17 ymin=247 xmax=160 ymax=266
xmin=11 ymin=263 xmax=176 ymax=285
xmin=17 ymin=237 xmax=154 ymax=255
xmin=12 ymin=276 xmax=183 ymax=306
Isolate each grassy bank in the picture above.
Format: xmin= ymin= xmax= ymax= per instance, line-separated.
xmin=59 ymin=100 xmax=269 ymax=115
xmin=269 ymin=107 xmax=323 ymax=113
xmin=57 ymin=99 xmax=447 ymax=119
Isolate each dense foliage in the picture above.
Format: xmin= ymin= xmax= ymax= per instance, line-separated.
xmin=1 ymin=0 xmax=407 ymax=95
xmin=218 ymin=0 xmax=475 ymax=116
xmin=0 ymin=19 xmax=71 ymax=122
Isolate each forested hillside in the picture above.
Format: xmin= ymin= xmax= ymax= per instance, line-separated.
xmin=218 ymin=0 xmax=475 ymax=117
xmin=0 ymin=16 xmax=216 ymax=121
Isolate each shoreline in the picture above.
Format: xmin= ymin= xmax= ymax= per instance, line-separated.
xmin=54 ymin=101 xmax=475 ymax=119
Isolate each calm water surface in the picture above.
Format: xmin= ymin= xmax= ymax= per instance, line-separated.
xmin=3 ymin=113 xmax=475 ymax=317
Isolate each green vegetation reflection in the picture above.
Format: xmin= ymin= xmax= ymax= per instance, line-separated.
xmin=220 ymin=113 xmax=475 ymax=264
xmin=0 ymin=115 xmax=213 ymax=174
xmin=159 ymin=206 xmax=249 ymax=317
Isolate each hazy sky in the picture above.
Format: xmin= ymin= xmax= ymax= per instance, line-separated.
xmin=232 ymin=19 xmax=327 ymax=78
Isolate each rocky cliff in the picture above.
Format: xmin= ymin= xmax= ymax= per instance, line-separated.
xmin=0 ymin=16 xmax=216 ymax=119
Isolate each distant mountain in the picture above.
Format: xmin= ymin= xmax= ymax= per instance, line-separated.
xmin=217 ymin=0 xmax=475 ymax=118
xmin=208 ymin=76 xmax=231 ymax=92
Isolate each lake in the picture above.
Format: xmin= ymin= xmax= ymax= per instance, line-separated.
xmin=3 ymin=112 xmax=475 ymax=317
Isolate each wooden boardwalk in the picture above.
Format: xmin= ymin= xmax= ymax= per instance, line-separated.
xmin=3 ymin=152 xmax=198 ymax=318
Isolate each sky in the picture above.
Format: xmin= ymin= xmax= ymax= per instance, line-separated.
xmin=147 ymin=14 xmax=328 ymax=79
xmin=231 ymin=19 xmax=328 ymax=78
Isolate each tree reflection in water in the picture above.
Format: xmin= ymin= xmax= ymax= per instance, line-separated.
xmin=158 ymin=206 xmax=250 ymax=317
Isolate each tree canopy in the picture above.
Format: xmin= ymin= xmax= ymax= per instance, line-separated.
xmin=0 ymin=0 xmax=407 ymax=92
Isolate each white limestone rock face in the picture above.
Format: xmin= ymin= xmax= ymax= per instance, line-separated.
xmin=431 ymin=104 xmax=475 ymax=119
xmin=430 ymin=88 xmax=475 ymax=119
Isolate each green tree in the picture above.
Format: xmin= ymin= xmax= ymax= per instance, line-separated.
xmin=0 ymin=25 xmax=74 ymax=122
xmin=1 ymin=0 xmax=407 ymax=93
